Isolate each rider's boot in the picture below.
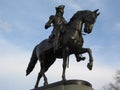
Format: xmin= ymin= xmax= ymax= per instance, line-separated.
xmin=54 ymin=33 xmax=60 ymax=52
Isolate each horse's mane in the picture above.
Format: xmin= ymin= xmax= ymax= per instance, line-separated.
xmin=67 ymin=10 xmax=91 ymax=25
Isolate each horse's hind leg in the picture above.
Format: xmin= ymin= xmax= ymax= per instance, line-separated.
xmin=35 ymin=53 xmax=56 ymax=88
xmin=34 ymin=59 xmax=47 ymax=88
xmin=34 ymin=69 xmax=43 ymax=88
xmin=43 ymin=56 xmax=56 ymax=85
xmin=43 ymin=74 xmax=48 ymax=85
xmin=34 ymin=65 xmax=48 ymax=88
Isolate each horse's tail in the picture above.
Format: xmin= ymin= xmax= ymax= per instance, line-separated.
xmin=26 ymin=45 xmax=38 ymax=76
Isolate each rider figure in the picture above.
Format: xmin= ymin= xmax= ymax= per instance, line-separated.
xmin=45 ymin=5 xmax=67 ymax=51
xmin=45 ymin=5 xmax=85 ymax=62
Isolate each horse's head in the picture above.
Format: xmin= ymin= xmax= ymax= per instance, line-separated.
xmin=83 ymin=9 xmax=100 ymax=34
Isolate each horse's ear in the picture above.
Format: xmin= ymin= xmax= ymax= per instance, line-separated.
xmin=97 ymin=12 xmax=100 ymax=16
xmin=93 ymin=9 xmax=99 ymax=13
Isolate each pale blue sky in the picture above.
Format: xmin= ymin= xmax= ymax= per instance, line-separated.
xmin=0 ymin=0 xmax=120 ymax=90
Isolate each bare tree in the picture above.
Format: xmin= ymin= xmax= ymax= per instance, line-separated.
xmin=103 ymin=70 xmax=120 ymax=90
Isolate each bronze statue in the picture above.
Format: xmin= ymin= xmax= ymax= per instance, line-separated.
xmin=26 ymin=5 xmax=100 ymax=88
xmin=45 ymin=5 xmax=85 ymax=62
xmin=45 ymin=5 xmax=67 ymax=51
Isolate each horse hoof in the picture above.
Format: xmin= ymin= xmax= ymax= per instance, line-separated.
xmin=34 ymin=86 xmax=38 ymax=89
xmin=62 ymin=76 xmax=66 ymax=81
xmin=62 ymin=78 xmax=66 ymax=81
xmin=81 ymin=57 xmax=86 ymax=61
xmin=87 ymin=62 xmax=93 ymax=70
xmin=44 ymin=82 xmax=48 ymax=86
xmin=76 ymin=57 xmax=86 ymax=62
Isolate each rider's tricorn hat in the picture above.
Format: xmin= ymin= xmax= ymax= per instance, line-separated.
xmin=56 ymin=5 xmax=65 ymax=11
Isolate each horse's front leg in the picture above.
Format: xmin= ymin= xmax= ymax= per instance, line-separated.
xmin=62 ymin=56 xmax=67 ymax=81
xmin=62 ymin=47 xmax=69 ymax=81
xmin=80 ymin=48 xmax=93 ymax=70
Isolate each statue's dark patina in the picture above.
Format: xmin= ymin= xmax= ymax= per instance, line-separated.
xmin=26 ymin=5 xmax=100 ymax=88
xmin=45 ymin=5 xmax=67 ymax=51
xmin=45 ymin=5 xmax=85 ymax=61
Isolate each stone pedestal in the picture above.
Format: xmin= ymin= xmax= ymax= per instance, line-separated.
xmin=31 ymin=80 xmax=94 ymax=90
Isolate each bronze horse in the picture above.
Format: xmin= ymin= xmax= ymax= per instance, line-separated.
xmin=26 ymin=9 xmax=100 ymax=88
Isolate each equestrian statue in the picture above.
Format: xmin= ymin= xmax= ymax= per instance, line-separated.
xmin=26 ymin=5 xmax=100 ymax=89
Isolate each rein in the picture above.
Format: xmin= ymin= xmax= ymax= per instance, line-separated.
xmin=82 ymin=32 xmax=87 ymax=35
xmin=75 ymin=28 xmax=87 ymax=36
